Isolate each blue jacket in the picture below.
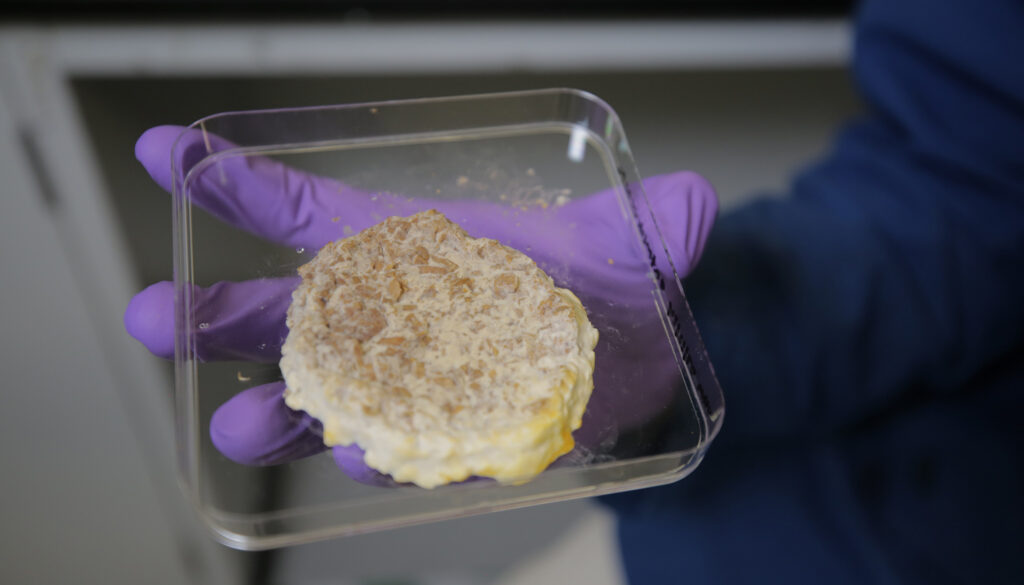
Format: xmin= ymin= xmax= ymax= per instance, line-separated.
xmin=605 ymin=0 xmax=1024 ymax=583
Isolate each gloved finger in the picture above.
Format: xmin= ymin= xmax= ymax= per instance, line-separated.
xmin=638 ymin=171 xmax=719 ymax=277
xmin=486 ymin=171 xmax=718 ymax=312
xmin=135 ymin=125 xmax=387 ymax=251
xmin=210 ymin=381 xmax=405 ymax=487
xmin=331 ymin=444 xmax=406 ymax=488
xmin=124 ymin=278 xmax=297 ymax=362
xmin=210 ymin=381 xmax=327 ymax=466
xmin=134 ymin=124 xmax=562 ymax=253
xmin=559 ymin=171 xmax=717 ymax=278
xmin=136 ymin=126 xmax=719 ymax=269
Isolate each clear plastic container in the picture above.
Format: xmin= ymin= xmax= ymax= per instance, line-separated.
xmin=171 ymin=88 xmax=723 ymax=550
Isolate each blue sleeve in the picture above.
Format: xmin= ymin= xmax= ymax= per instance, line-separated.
xmin=686 ymin=0 xmax=1024 ymax=443
xmin=605 ymin=2 xmax=1024 ymax=583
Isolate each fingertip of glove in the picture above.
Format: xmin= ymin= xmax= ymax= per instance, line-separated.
xmin=211 ymin=383 xmax=326 ymax=466
xmin=685 ymin=171 xmax=720 ymax=220
xmin=654 ymin=171 xmax=719 ymax=216
xmin=134 ymin=125 xmax=181 ymax=161
xmin=135 ymin=125 xmax=189 ymax=192
xmin=210 ymin=384 xmax=279 ymax=465
xmin=677 ymin=172 xmax=719 ymax=268
xmin=331 ymin=444 xmax=367 ymax=474
xmin=124 ymin=281 xmax=175 ymax=359
xmin=332 ymin=445 xmax=402 ymax=487
xmin=644 ymin=171 xmax=720 ymax=274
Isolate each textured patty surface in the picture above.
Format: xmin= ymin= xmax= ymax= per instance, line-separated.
xmin=280 ymin=210 xmax=598 ymax=488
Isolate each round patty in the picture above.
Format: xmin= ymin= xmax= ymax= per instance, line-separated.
xmin=280 ymin=209 xmax=598 ymax=488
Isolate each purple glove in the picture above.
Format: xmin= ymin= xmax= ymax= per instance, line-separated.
xmin=126 ymin=125 xmax=718 ymax=485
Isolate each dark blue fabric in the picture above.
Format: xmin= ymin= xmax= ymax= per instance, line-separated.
xmin=605 ymin=0 xmax=1024 ymax=582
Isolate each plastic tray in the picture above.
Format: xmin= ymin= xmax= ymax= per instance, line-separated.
xmin=171 ymin=88 xmax=723 ymax=549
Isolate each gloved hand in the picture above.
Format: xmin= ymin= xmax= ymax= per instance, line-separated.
xmin=125 ymin=125 xmax=718 ymax=486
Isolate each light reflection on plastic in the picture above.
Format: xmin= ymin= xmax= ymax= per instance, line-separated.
xmin=567 ymin=125 xmax=587 ymax=163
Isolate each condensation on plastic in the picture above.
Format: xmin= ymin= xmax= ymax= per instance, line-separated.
xmin=171 ymin=88 xmax=724 ymax=550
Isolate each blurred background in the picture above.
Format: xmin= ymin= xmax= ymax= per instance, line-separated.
xmin=0 ymin=1 xmax=859 ymax=584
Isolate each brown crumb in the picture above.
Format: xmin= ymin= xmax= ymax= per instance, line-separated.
xmin=385 ymin=277 xmax=404 ymax=302
xmin=493 ymin=273 xmax=519 ymax=297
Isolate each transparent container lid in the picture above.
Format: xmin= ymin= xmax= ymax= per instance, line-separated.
xmin=171 ymin=88 xmax=723 ymax=549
